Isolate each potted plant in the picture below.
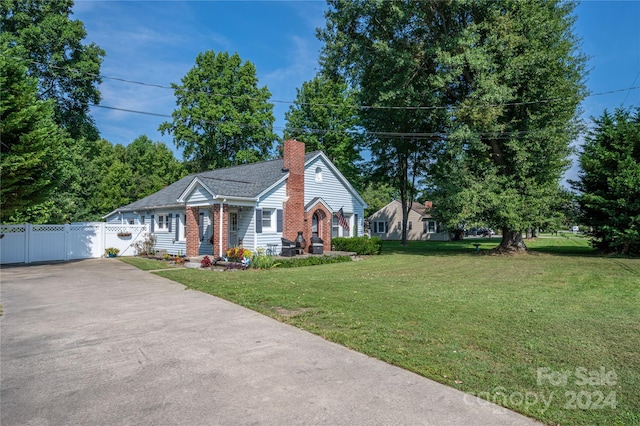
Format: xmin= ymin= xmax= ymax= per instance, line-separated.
xmin=117 ymin=231 xmax=132 ymax=238
xmin=105 ymin=247 xmax=120 ymax=258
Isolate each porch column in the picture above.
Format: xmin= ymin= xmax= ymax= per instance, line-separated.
xmin=212 ymin=203 xmax=229 ymax=257
xmin=186 ymin=206 xmax=200 ymax=257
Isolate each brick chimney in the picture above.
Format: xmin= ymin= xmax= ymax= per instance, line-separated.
xmin=283 ymin=139 xmax=305 ymax=241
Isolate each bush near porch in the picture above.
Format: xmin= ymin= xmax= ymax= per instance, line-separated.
xmin=331 ymin=236 xmax=382 ymax=255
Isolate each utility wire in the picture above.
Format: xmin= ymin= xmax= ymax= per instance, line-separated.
xmin=91 ymin=103 xmax=575 ymax=141
xmin=5 ymin=54 xmax=639 ymax=112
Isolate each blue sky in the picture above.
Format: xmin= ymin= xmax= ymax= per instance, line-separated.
xmin=73 ymin=1 xmax=639 ymax=180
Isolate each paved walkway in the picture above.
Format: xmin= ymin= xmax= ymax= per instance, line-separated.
xmin=1 ymin=259 xmax=538 ymax=425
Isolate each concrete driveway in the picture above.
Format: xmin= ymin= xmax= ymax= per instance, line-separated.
xmin=1 ymin=259 xmax=538 ymax=425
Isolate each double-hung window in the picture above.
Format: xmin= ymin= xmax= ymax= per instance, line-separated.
xmin=372 ymin=221 xmax=388 ymax=234
xmin=156 ymin=213 xmax=169 ymax=231
xmin=262 ymin=209 xmax=274 ymax=232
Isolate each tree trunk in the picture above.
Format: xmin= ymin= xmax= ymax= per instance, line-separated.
xmin=496 ymin=228 xmax=528 ymax=253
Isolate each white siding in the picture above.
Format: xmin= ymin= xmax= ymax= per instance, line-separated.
xmin=152 ymin=208 xmax=188 ymax=255
xmin=255 ymin=181 xmax=286 ymax=249
xmin=304 ymin=156 xmax=366 ymax=237
xmin=185 ymin=185 xmax=214 ymax=205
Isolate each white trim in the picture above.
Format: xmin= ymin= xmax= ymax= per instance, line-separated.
xmin=306 ymin=152 xmax=368 ymax=208
xmin=305 ymin=197 xmax=333 ymax=213
xmin=155 ymin=212 xmax=170 ymax=233
xmin=177 ymin=177 xmax=217 ymax=203
xmin=219 ymin=203 xmax=223 ymax=257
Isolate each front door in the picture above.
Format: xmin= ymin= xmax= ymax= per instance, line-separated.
xmin=229 ymin=211 xmax=238 ymax=247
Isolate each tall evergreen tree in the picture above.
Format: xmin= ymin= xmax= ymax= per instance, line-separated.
xmin=159 ymin=51 xmax=277 ymax=172
xmin=0 ymin=44 xmax=69 ymax=222
xmin=573 ymin=108 xmax=640 ymax=255
xmin=0 ymin=0 xmax=105 ymax=140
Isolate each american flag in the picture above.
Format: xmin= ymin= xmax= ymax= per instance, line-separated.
xmin=335 ymin=208 xmax=350 ymax=232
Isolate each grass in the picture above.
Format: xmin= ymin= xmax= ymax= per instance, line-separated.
xmin=118 ymin=256 xmax=176 ymax=271
xmin=141 ymin=235 xmax=638 ymax=425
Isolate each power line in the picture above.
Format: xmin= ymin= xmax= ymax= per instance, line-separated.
xmin=91 ymin=103 xmax=577 ymax=141
xmin=5 ymin=54 xmax=639 ymax=112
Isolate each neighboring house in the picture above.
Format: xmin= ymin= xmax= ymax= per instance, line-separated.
xmin=367 ymin=200 xmax=449 ymax=241
xmin=104 ymin=140 xmax=367 ymax=257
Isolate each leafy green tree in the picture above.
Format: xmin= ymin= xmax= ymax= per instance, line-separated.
xmin=0 ymin=0 xmax=105 ymax=140
xmin=320 ymin=0 xmax=586 ymax=251
xmin=431 ymin=1 xmax=586 ymax=252
xmin=320 ymin=1 xmax=451 ymax=245
xmin=123 ymin=135 xmax=187 ymax=201
xmin=573 ymin=108 xmax=640 ymax=255
xmin=360 ymin=182 xmax=398 ymax=218
xmin=284 ymin=74 xmax=364 ymax=191
xmin=0 ymin=44 xmax=69 ymax=223
xmin=159 ymin=50 xmax=277 ymax=172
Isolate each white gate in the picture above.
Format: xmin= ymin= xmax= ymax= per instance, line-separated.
xmin=0 ymin=223 xmax=148 ymax=264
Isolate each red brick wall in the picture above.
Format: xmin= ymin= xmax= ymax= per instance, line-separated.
xmin=212 ymin=203 xmax=229 ymax=257
xmin=305 ymin=203 xmax=333 ymax=252
xmin=186 ymin=206 xmax=199 ymax=257
xmin=283 ymin=139 xmax=305 ymax=242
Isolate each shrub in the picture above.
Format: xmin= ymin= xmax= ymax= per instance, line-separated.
xmin=201 ymin=256 xmax=212 ymax=268
xmin=331 ymin=236 xmax=382 ymax=255
xmin=133 ymin=232 xmax=156 ymax=255
xmin=274 ymin=255 xmax=352 ymax=268
xmin=251 ymin=250 xmax=277 ymax=269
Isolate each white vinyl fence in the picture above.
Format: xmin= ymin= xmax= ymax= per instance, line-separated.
xmin=0 ymin=223 xmax=148 ymax=264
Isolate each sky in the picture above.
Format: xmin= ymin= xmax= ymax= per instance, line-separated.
xmin=72 ymin=1 xmax=640 ymax=182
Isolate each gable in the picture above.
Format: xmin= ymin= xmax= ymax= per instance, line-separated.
xmin=303 ymin=153 xmax=367 ymax=211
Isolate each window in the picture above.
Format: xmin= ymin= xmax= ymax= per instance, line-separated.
xmin=424 ymin=220 xmax=437 ymax=233
xmin=128 ymin=219 xmax=135 ymax=225
xmin=332 ymin=214 xmax=352 ymax=238
xmin=262 ymin=209 xmax=273 ymax=231
xmin=315 ymin=167 xmax=323 ymax=183
xmin=332 ymin=215 xmax=340 ymax=238
xmin=408 ymin=221 xmax=412 ymax=231
xmin=372 ymin=221 xmax=388 ymax=234
xmin=157 ymin=213 xmax=169 ymax=231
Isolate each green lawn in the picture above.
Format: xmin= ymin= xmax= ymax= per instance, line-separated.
xmin=119 ymin=256 xmax=176 ymax=271
xmin=144 ymin=235 xmax=638 ymax=425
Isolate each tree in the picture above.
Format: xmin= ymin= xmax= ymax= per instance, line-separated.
xmin=159 ymin=51 xmax=277 ymax=172
xmin=320 ymin=0 xmax=587 ymax=251
xmin=0 ymin=0 xmax=105 ymax=140
xmin=123 ymin=135 xmax=187 ymax=201
xmin=573 ymin=108 xmax=640 ymax=255
xmin=284 ymin=74 xmax=364 ymax=191
xmin=79 ymin=136 xmax=187 ymax=218
xmin=360 ymin=182 xmax=398 ymax=218
xmin=432 ymin=1 xmax=586 ymax=252
xmin=0 ymin=43 xmax=69 ymax=223
xmin=320 ymin=1 xmax=453 ymax=245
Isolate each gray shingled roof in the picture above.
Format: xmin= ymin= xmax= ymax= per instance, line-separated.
xmin=107 ymin=152 xmax=321 ymax=215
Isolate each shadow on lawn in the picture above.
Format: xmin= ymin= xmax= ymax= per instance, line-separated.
xmin=381 ymin=238 xmax=600 ymax=257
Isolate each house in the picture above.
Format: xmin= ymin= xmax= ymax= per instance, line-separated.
xmin=104 ymin=140 xmax=367 ymax=257
xmin=367 ymin=200 xmax=449 ymax=241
